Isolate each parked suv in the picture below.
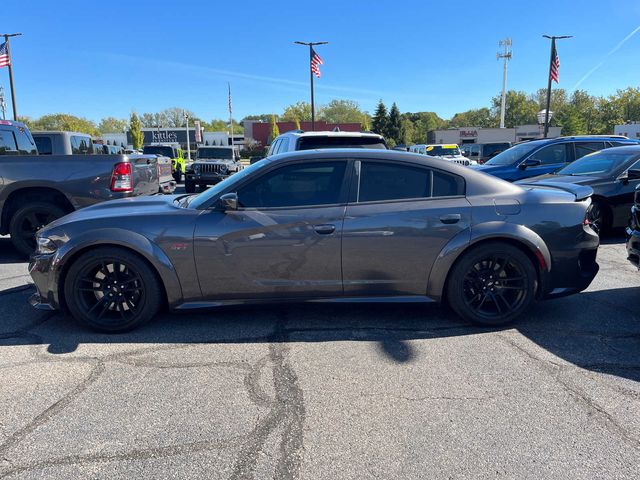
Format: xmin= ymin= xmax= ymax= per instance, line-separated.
xmin=143 ymin=144 xmax=186 ymax=183
xmin=267 ymin=130 xmax=387 ymax=157
xmin=184 ymin=146 xmax=241 ymax=193
xmin=409 ymin=144 xmax=476 ymax=166
xmin=461 ymin=142 xmax=511 ymax=164
xmin=474 ymin=136 xmax=640 ymax=182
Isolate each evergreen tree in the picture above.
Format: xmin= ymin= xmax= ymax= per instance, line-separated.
xmin=269 ymin=114 xmax=280 ymax=144
xmin=129 ymin=113 xmax=143 ymax=150
xmin=371 ymin=100 xmax=388 ymax=137
xmin=361 ymin=114 xmax=371 ymax=131
xmin=387 ymin=103 xmax=402 ymax=143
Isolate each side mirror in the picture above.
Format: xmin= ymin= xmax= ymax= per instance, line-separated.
xmin=519 ymin=158 xmax=542 ymax=170
xmin=216 ymin=192 xmax=238 ymax=211
xmin=626 ymin=169 xmax=640 ymax=181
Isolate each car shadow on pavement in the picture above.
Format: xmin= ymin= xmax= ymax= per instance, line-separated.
xmin=1 ymin=285 xmax=638 ymax=383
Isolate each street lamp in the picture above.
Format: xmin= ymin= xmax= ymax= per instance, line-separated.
xmin=537 ymin=109 xmax=553 ymax=138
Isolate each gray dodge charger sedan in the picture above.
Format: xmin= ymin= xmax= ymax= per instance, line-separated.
xmin=29 ymin=149 xmax=599 ymax=332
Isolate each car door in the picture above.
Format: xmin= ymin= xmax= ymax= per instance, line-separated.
xmin=342 ymin=159 xmax=471 ymax=297
xmin=607 ymin=158 xmax=640 ymax=226
xmin=193 ymin=159 xmax=350 ymax=300
xmin=514 ymin=142 xmax=573 ymax=180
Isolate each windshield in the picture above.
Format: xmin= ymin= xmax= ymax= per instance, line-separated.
xmin=426 ymin=145 xmax=461 ymax=157
xmin=143 ymin=146 xmax=174 ymax=158
xmin=485 ymin=142 xmax=541 ymax=166
xmin=197 ymin=148 xmax=234 ymax=160
xmin=557 ymin=151 xmax=639 ymax=176
xmin=188 ymin=160 xmax=268 ymax=209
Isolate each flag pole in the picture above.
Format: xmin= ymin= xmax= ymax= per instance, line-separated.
xmin=294 ymin=41 xmax=327 ymax=132
xmin=228 ymin=82 xmax=233 ymax=147
xmin=1 ymin=33 xmax=22 ymax=121
xmin=542 ymin=34 xmax=572 ymax=138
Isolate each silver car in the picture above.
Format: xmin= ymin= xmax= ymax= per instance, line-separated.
xmin=29 ymin=149 xmax=599 ymax=332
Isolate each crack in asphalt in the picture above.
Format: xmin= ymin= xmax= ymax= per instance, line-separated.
xmin=497 ymin=334 xmax=640 ymax=450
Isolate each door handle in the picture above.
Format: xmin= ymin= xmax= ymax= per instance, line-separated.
xmin=439 ymin=214 xmax=461 ymax=224
xmin=313 ymin=224 xmax=336 ymax=235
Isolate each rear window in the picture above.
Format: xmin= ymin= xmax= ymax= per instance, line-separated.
xmin=143 ymin=146 xmax=175 ymax=157
xmin=298 ymin=136 xmax=387 ymax=150
xmin=71 ymin=135 xmax=93 ymax=154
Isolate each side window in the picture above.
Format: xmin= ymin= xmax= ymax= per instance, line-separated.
xmin=71 ymin=136 xmax=92 ymax=154
xmin=0 ymin=129 xmax=18 ymax=154
xmin=278 ymin=137 xmax=290 ymax=154
xmin=575 ymin=142 xmax=605 ymax=159
xmin=358 ymin=162 xmax=464 ymax=202
xmin=268 ymin=138 xmax=280 ymax=156
xmin=529 ymin=143 xmax=570 ymax=165
xmin=469 ymin=145 xmax=480 ymax=157
xmin=34 ymin=136 xmax=53 ymax=155
xmin=237 ymin=161 xmax=347 ymax=208
xmin=15 ymin=128 xmax=38 ymax=154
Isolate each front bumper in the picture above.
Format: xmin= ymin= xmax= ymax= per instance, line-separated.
xmin=28 ymin=253 xmax=61 ymax=311
xmin=185 ymin=173 xmax=229 ymax=185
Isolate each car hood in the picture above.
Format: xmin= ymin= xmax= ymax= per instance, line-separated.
xmin=516 ymin=173 xmax=601 ymax=185
xmin=44 ymin=195 xmax=183 ymax=230
xmin=472 ymin=163 xmax=513 ymax=173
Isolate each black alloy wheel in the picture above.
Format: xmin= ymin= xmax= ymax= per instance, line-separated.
xmin=9 ymin=202 xmax=66 ymax=257
xmin=65 ymin=247 xmax=162 ymax=332
xmin=586 ymin=201 xmax=607 ymax=234
xmin=447 ymin=243 xmax=537 ymax=326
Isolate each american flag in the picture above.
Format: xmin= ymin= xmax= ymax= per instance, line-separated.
xmin=0 ymin=42 xmax=10 ymax=68
xmin=311 ymin=47 xmax=323 ymax=78
xmin=550 ymin=42 xmax=560 ymax=83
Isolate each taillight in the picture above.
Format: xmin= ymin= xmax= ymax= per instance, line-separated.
xmin=110 ymin=162 xmax=133 ymax=192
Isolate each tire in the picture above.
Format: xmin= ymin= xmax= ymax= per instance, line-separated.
xmin=586 ymin=200 xmax=609 ymax=234
xmin=184 ymin=179 xmax=196 ymax=193
xmin=9 ymin=202 xmax=67 ymax=257
xmin=64 ymin=247 xmax=163 ymax=332
xmin=446 ymin=242 xmax=537 ymax=326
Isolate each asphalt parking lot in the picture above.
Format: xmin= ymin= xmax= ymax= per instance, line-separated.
xmin=0 ymin=226 xmax=639 ymax=479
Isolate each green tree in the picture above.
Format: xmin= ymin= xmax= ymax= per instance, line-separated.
xmin=490 ymin=90 xmax=538 ymax=127
xmin=268 ymin=114 xmax=280 ymax=144
xmin=98 ymin=117 xmax=128 ymax=134
xmin=387 ymin=103 xmax=402 ymax=143
xmin=399 ymin=118 xmax=415 ymax=145
xmin=242 ymin=114 xmax=276 ymax=123
xmin=129 ymin=112 xmax=144 ymax=149
xmin=361 ymin=114 xmax=371 ymax=131
xmin=294 ymin=118 xmax=301 ymax=130
xmin=24 ymin=114 xmax=99 ymax=136
xmin=449 ymin=108 xmax=496 ymax=128
xmin=371 ymin=100 xmax=388 ymax=137
xmin=319 ymin=99 xmax=367 ymax=123
xmin=282 ymin=102 xmax=312 ymax=122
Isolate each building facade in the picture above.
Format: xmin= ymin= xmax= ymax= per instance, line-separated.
xmin=101 ymin=129 xmax=244 ymax=150
xmin=428 ymin=125 xmax=562 ymax=145
xmin=614 ymin=122 xmax=640 ymax=139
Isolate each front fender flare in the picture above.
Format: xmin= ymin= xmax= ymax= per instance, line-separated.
xmin=55 ymin=228 xmax=183 ymax=307
xmin=426 ymin=221 xmax=551 ymax=301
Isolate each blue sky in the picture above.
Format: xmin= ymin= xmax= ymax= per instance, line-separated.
xmin=3 ymin=0 xmax=640 ymax=122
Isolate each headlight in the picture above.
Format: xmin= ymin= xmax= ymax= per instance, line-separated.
xmin=193 ymin=164 xmax=200 ymax=173
xmin=36 ymin=237 xmax=57 ymax=255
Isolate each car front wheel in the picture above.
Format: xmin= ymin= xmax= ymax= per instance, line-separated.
xmin=446 ymin=242 xmax=537 ymax=326
xmin=64 ymin=247 xmax=163 ymax=332
xmin=10 ymin=202 xmax=67 ymax=257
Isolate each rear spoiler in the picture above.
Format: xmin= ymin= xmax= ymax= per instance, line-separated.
xmin=517 ymin=181 xmax=593 ymax=201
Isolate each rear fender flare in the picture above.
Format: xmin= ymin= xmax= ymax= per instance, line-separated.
xmin=427 ymin=221 xmax=551 ymax=301
xmin=56 ymin=228 xmax=183 ymax=307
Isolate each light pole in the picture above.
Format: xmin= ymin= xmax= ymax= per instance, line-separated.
xmin=294 ymin=41 xmax=328 ymax=131
xmin=184 ymin=111 xmax=191 ymax=161
xmin=497 ymin=38 xmax=512 ymax=129
xmin=542 ymin=35 xmax=572 ymax=137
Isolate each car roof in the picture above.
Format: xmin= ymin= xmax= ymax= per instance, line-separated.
xmin=32 ymin=130 xmax=92 ymax=136
xmin=279 ymin=130 xmax=384 ymax=139
xmin=588 ymin=144 xmax=640 ymax=155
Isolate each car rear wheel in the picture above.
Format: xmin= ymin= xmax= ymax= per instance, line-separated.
xmin=586 ymin=200 xmax=609 ymax=234
xmin=9 ymin=202 xmax=67 ymax=257
xmin=446 ymin=242 xmax=537 ymax=326
xmin=64 ymin=247 xmax=163 ymax=332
